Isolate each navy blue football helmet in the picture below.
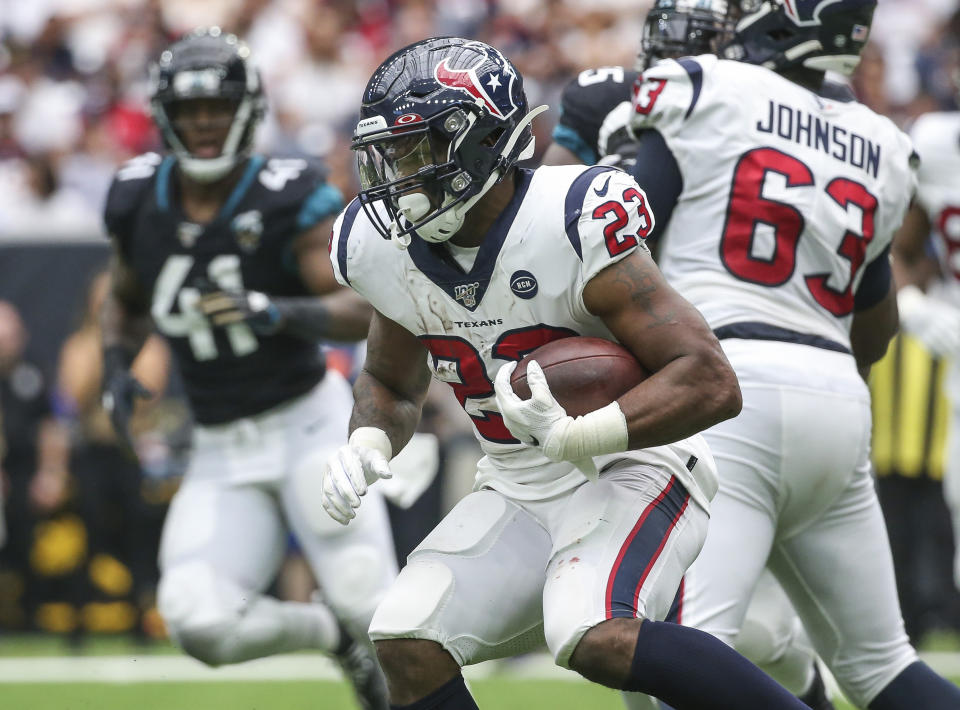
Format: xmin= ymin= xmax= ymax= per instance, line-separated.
xmin=640 ymin=0 xmax=735 ymax=70
xmin=352 ymin=37 xmax=546 ymax=246
xmin=150 ymin=27 xmax=266 ymax=182
xmin=722 ymin=0 xmax=876 ymax=76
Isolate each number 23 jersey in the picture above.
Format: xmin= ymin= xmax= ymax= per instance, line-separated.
xmin=331 ymin=166 xmax=716 ymax=508
xmin=630 ymin=55 xmax=917 ymax=349
xmin=104 ymin=152 xmax=343 ymax=425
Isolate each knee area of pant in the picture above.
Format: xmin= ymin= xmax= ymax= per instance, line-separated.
xmin=157 ymin=562 xmax=246 ymax=665
xmin=369 ymin=559 xmax=454 ymax=642
xmin=734 ymin=615 xmax=798 ymax=665
xmin=322 ymin=543 xmax=394 ymax=615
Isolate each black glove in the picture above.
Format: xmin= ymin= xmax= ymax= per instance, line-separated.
xmin=102 ymin=346 xmax=152 ymax=452
xmin=196 ymin=288 xmax=284 ymax=335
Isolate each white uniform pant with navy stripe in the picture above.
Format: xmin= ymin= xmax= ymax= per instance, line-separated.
xmin=368 ymin=461 xmax=707 ymax=669
xmin=679 ymin=339 xmax=917 ymax=708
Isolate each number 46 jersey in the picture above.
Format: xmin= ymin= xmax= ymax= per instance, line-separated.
xmin=630 ymin=55 xmax=917 ymax=349
xmin=331 ymin=166 xmax=716 ymax=509
xmin=104 ymin=153 xmax=343 ymax=425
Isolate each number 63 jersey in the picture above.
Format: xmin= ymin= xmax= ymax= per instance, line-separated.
xmin=331 ymin=166 xmax=716 ymax=509
xmin=630 ymin=55 xmax=917 ymax=348
xmin=104 ymin=152 xmax=343 ymax=425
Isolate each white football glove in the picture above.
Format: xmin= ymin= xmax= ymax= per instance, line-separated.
xmin=321 ymin=427 xmax=393 ymax=525
xmin=898 ymin=285 xmax=960 ymax=359
xmin=495 ymin=360 xmax=621 ymax=481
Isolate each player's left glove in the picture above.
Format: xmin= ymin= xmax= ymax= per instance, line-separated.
xmin=196 ymin=289 xmax=284 ymax=335
xmin=321 ymin=428 xmax=394 ymax=525
xmin=494 ymin=361 xmax=628 ymax=481
xmin=101 ymin=345 xmax=152 ymax=453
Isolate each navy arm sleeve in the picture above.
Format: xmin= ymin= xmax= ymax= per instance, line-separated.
xmin=629 ymin=129 xmax=683 ymax=246
xmin=854 ymin=244 xmax=892 ymax=311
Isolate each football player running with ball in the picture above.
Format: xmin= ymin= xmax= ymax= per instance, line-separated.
xmin=320 ymin=36 xmax=818 ymax=710
xmin=627 ymin=1 xmax=960 ymax=708
xmin=100 ymin=28 xmax=395 ymax=709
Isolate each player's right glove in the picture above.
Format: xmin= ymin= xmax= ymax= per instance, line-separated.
xmin=321 ymin=427 xmax=393 ymax=525
xmin=897 ymin=285 xmax=960 ymax=358
xmin=101 ymin=346 xmax=152 ymax=452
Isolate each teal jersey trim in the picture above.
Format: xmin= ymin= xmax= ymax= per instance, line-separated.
xmin=551 ymin=123 xmax=598 ymax=165
xmin=296 ymin=183 xmax=344 ymax=232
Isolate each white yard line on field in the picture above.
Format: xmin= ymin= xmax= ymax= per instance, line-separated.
xmin=0 ymin=651 xmax=581 ymax=684
xmin=0 ymin=651 xmax=955 ymax=686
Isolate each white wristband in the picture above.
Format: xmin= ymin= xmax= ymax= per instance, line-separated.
xmin=544 ymin=402 xmax=629 ymax=463
xmin=348 ymin=427 xmax=393 ymax=459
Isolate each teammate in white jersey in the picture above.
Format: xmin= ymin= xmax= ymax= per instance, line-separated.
xmin=629 ymin=1 xmax=960 ymax=708
xmin=545 ymin=4 xmax=835 ymax=707
xmin=317 ymin=36 xmax=819 ymax=710
xmin=892 ymin=108 xmax=960 ymax=589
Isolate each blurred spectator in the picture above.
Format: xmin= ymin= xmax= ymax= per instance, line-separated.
xmin=0 ymin=76 xmax=27 ymax=160
xmin=0 ymin=153 xmax=102 ymax=239
xmin=0 ymin=300 xmax=71 ymax=631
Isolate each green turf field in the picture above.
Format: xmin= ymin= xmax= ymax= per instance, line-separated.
xmin=0 ymin=636 xmax=957 ymax=709
xmin=0 ymin=679 xmax=865 ymax=710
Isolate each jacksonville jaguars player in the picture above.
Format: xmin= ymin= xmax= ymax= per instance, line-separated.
xmin=892 ymin=101 xmax=960 ymax=590
xmin=100 ymin=28 xmax=395 ymax=709
xmin=318 ymin=36 xmax=819 ymax=710
xmin=543 ymin=0 xmax=733 ymax=172
xmin=628 ymin=1 xmax=960 ymax=708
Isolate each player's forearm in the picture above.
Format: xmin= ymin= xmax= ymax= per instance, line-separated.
xmin=272 ymin=290 xmax=372 ymax=342
xmin=100 ymin=292 xmax=152 ymax=363
xmin=616 ymin=349 xmax=741 ymax=449
xmin=349 ymin=370 xmax=424 ymax=456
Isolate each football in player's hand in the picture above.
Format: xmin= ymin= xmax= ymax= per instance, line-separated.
xmin=509 ymin=337 xmax=648 ymax=417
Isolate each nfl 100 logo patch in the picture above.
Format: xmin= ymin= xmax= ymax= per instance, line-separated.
xmin=454 ymin=282 xmax=480 ymax=308
xmin=232 ymin=210 xmax=263 ymax=252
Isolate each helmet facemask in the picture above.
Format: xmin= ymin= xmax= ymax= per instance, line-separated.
xmin=353 ymin=102 xmax=545 ymax=248
xmin=150 ymin=29 xmax=266 ymax=183
xmin=639 ymin=0 xmax=735 ymax=71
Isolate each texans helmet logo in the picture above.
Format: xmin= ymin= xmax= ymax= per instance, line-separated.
xmin=782 ymin=0 xmax=872 ymax=26
xmin=433 ymin=45 xmax=518 ymax=120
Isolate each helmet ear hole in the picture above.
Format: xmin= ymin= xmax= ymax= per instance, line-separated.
xmin=482 ymin=128 xmax=505 ymax=147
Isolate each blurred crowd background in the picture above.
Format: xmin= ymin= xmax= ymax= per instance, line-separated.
xmin=1 ymin=0 xmax=960 ymax=650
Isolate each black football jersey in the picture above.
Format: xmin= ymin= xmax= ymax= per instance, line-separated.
xmin=104 ymin=153 xmax=343 ymax=424
xmin=552 ymin=66 xmax=638 ymax=165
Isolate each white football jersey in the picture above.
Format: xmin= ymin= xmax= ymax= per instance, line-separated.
xmin=331 ymin=165 xmax=716 ymax=508
xmin=910 ymin=111 xmax=960 ymax=306
xmin=630 ymin=55 xmax=917 ymax=349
